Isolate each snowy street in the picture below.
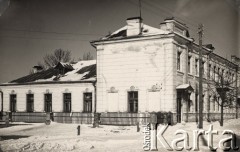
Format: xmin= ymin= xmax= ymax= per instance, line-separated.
xmin=1 ymin=119 xmax=240 ymax=152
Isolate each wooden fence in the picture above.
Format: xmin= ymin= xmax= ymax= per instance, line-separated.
xmin=53 ymin=112 xmax=93 ymax=124
xmin=1 ymin=112 xmax=173 ymax=125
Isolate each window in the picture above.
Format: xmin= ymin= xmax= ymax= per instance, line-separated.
xmin=195 ymin=93 xmax=198 ymax=112
xmin=209 ymin=95 xmax=211 ymax=112
xmin=188 ymin=94 xmax=191 ymax=112
xmin=202 ymin=62 xmax=205 ymax=77
xmin=63 ymin=93 xmax=71 ymax=112
xmin=128 ymin=91 xmax=138 ymax=113
xmin=10 ymin=94 xmax=16 ymax=112
xmin=202 ymin=94 xmax=205 ymax=111
xmin=209 ymin=64 xmax=211 ymax=78
xmin=213 ymin=66 xmax=216 ymax=81
xmin=177 ymin=52 xmax=181 ymax=71
xmin=195 ymin=59 xmax=198 ymax=75
xmin=27 ymin=94 xmax=34 ymax=112
xmin=213 ymin=96 xmax=216 ymax=111
xmin=188 ymin=56 xmax=191 ymax=73
xmin=44 ymin=94 xmax=52 ymax=112
xmin=217 ymin=68 xmax=221 ymax=82
xmin=83 ymin=93 xmax=92 ymax=112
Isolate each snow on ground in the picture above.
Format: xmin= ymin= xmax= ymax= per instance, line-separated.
xmin=0 ymin=119 xmax=240 ymax=152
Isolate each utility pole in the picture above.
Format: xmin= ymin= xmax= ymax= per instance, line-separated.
xmin=198 ymin=24 xmax=203 ymax=129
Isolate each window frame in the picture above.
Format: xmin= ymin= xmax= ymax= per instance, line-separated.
xmin=177 ymin=51 xmax=182 ymax=71
xmin=44 ymin=93 xmax=52 ymax=112
xmin=83 ymin=92 xmax=92 ymax=113
xmin=26 ymin=94 xmax=34 ymax=112
xmin=10 ymin=94 xmax=17 ymax=112
xmin=188 ymin=55 xmax=191 ymax=74
xmin=128 ymin=91 xmax=138 ymax=113
xmin=63 ymin=93 xmax=71 ymax=113
xmin=195 ymin=58 xmax=199 ymax=76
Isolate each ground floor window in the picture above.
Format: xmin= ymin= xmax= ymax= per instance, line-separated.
xmin=27 ymin=94 xmax=34 ymax=112
xmin=83 ymin=93 xmax=92 ymax=112
xmin=63 ymin=93 xmax=71 ymax=112
xmin=45 ymin=94 xmax=52 ymax=112
xmin=10 ymin=94 xmax=16 ymax=112
xmin=128 ymin=91 xmax=138 ymax=113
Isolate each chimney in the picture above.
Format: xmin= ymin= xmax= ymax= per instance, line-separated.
xmin=126 ymin=17 xmax=142 ymax=36
xmin=32 ymin=66 xmax=43 ymax=73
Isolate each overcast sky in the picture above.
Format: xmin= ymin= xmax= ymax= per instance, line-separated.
xmin=0 ymin=0 xmax=239 ymax=83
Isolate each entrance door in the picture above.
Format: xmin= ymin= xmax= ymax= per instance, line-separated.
xmin=177 ymin=92 xmax=182 ymax=123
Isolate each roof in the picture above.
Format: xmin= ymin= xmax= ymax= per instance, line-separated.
xmin=100 ymin=24 xmax=170 ymax=40
xmin=4 ymin=60 xmax=96 ymax=85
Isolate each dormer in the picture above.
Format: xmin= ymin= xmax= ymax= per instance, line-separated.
xmin=54 ymin=62 xmax=74 ymax=75
xmin=160 ymin=17 xmax=189 ymax=37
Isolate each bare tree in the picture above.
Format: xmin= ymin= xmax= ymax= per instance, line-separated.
xmin=79 ymin=52 xmax=94 ymax=61
xmin=37 ymin=49 xmax=72 ymax=69
xmin=206 ymin=63 xmax=238 ymax=126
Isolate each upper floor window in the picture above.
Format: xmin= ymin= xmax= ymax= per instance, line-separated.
xmin=83 ymin=93 xmax=92 ymax=113
xmin=128 ymin=91 xmax=138 ymax=113
xmin=63 ymin=93 xmax=71 ymax=112
xmin=177 ymin=52 xmax=181 ymax=71
xmin=188 ymin=56 xmax=191 ymax=73
xmin=26 ymin=94 xmax=34 ymax=112
xmin=195 ymin=59 xmax=199 ymax=75
xmin=10 ymin=94 xmax=17 ymax=112
xmin=213 ymin=66 xmax=216 ymax=81
xmin=209 ymin=64 xmax=211 ymax=78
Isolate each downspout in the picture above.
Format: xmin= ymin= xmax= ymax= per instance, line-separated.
xmin=93 ymin=81 xmax=97 ymax=113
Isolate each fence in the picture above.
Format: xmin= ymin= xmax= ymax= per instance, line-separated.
xmin=100 ymin=112 xmax=173 ymax=125
xmin=53 ymin=112 xmax=93 ymax=124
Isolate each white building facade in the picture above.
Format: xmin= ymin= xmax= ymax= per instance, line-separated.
xmin=91 ymin=17 xmax=240 ymax=123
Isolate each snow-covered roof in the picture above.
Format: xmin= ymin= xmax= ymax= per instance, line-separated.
xmin=101 ymin=24 xmax=170 ymax=40
xmin=7 ymin=60 xmax=96 ymax=84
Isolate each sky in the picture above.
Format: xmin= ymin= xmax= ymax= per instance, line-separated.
xmin=0 ymin=0 xmax=239 ymax=83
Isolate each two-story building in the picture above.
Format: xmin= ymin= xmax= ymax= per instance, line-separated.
xmin=91 ymin=17 xmax=240 ymax=124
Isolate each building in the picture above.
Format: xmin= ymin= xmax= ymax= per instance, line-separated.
xmin=91 ymin=17 xmax=240 ymax=124
xmin=0 ymin=60 xmax=96 ymax=123
xmin=0 ymin=17 xmax=240 ymax=125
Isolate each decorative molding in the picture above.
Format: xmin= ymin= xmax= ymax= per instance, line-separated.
xmin=85 ymin=88 xmax=89 ymax=92
xmin=46 ymin=89 xmax=50 ymax=94
xmin=28 ymin=90 xmax=32 ymax=94
xmin=130 ymin=86 xmax=138 ymax=91
xmin=107 ymin=86 xmax=118 ymax=93
xmin=148 ymin=84 xmax=162 ymax=92
xmin=11 ymin=90 xmax=16 ymax=94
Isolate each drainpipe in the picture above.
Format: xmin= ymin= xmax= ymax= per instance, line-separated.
xmin=93 ymin=81 xmax=97 ymax=113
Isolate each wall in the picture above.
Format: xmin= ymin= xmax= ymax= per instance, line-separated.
xmin=96 ymin=38 xmax=176 ymax=113
xmin=0 ymin=83 xmax=94 ymax=112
